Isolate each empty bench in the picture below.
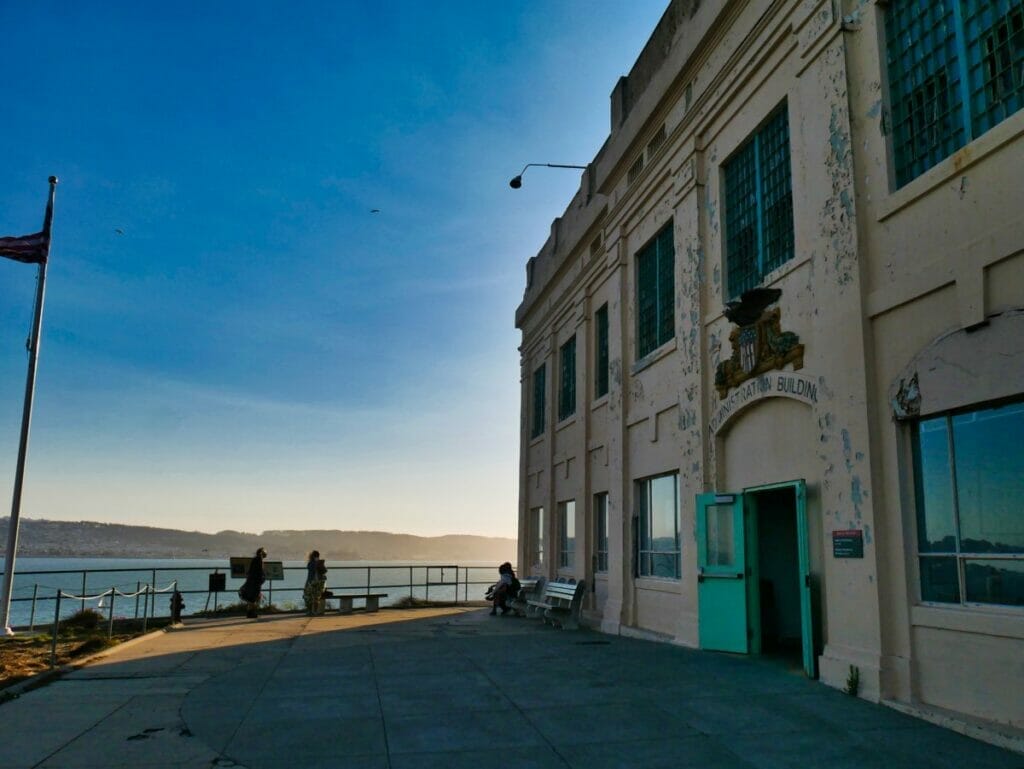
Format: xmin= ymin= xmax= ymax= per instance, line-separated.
xmin=527 ymin=578 xmax=586 ymax=629
xmin=334 ymin=593 xmax=388 ymax=614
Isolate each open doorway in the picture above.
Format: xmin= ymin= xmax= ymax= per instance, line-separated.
xmin=748 ymin=487 xmax=802 ymax=668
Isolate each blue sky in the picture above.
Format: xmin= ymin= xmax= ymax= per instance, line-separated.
xmin=0 ymin=2 xmax=667 ymax=538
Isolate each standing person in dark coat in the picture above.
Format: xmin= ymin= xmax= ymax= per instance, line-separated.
xmin=239 ymin=547 xmax=266 ymax=619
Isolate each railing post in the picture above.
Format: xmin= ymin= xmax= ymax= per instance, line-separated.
xmin=107 ymin=591 xmax=116 ymax=639
xmin=134 ymin=581 xmax=141 ymax=619
xmin=142 ymin=586 xmax=149 ymax=633
xmin=29 ymin=583 xmax=38 ymax=631
xmin=80 ymin=572 xmax=87 ymax=614
xmin=268 ymin=579 xmax=273 ymax=608
xmin=409 ymin=566 xmax=413 ymax=602
xmin=50 ymin=591 xmax=62 ymax=668
xmin=426 ymin=567 xmax=430 ymax=603
xmin=150 ymin=570 xmax=156 ymax=622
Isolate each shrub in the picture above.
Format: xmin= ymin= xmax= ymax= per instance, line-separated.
xmin=65 ymin=609 xmax=104 ymax=630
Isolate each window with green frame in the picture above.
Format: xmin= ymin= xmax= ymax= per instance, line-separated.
xmin=912 ymin=399 xmax=1024 ymax=606
xmin=558 ymin=335 xmax=576 ymax=421
xmin=886 ymin=0 xmax=1024 ymax=188
xmin=531 ymin=363 xmax=546 ymax=439
xmin=595 ymin=304 xmax=609 ymax=398
xmin=724 ymin=104 xmax=794 ymax=299
xmin=637 ymin=473 xmax=681 ymax=579
xmin=635 ymin=224 xmax=675 ymax=358
xmin=595 ymin=492 xmax=609 ymax=572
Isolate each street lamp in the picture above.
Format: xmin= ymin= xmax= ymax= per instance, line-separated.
xmin=509 ymin=163 xmax=588 ymax=189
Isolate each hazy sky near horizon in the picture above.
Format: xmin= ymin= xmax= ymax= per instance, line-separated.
xmin=0 ymin=1 xmax=667 ymax=539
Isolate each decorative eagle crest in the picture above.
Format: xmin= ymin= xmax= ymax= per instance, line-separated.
xmin=715 ymin=288 xmax=804 ymax=398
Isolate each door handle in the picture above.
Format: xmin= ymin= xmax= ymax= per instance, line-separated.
xmin=697 ymin=569 xmax=744 ymax=582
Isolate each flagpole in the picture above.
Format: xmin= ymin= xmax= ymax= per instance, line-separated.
xmin=1 ymin=176 xmax=57 ymax=636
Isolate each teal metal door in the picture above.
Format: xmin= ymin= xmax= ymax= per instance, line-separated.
xmin=793 ymin=480 xmax=815 ymax=677
xmin=696 ymin=492 xmax=748 ymax=653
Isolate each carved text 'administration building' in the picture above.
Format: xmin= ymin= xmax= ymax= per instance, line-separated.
xmin=515 ymin=0 xmax=1024 ymax=736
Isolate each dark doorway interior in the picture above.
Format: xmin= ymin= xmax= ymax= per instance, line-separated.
xmin=754 ymin=487 xmax=801 ymax=662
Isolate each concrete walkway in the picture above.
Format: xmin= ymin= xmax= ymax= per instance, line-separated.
xmin=1 ymin=607 xmax=1021 ymax=769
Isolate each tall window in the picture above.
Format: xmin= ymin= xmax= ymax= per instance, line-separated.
xmin=635 ymin=224 xmax=675 ymax=358
xmin=637 ymin=473 xmax=681 ymax=579
xmin=558 ymin=335 xmax=576 ymax=421
xmin=531 ymin=506 xmax=545 ymax=566
xmin=913 ymin=400 xmax=1024 ymax=606
xmin=595 ymin=492 xmax=609 ymax=572
xmin=886 ymin=0 xmax=1024 ymax=188
xmin=724 ymin=104 xmax=794 ymax=299
xmin=595 ymin=304 xmax=609 ymax=398
xmin=531 ymin=364 xmax=546 ymax=439
xmin=559 ymin=500 xmax=576 ymax=569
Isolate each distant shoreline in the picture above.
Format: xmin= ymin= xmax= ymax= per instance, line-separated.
xmin=0 ymin=518 xmax=516 ymax=564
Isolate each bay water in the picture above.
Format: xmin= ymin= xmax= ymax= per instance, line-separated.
xmin=0 ymin=557 xmax=499 ymax=630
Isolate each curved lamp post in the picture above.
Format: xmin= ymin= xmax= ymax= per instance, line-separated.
xmin=509 ymin=163 xmax=587 ymax=189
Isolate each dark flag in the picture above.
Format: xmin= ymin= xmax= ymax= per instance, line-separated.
xmin=0 ymin=230 xmax=49 ymax=264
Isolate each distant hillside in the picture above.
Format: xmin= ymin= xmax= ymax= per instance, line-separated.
xmin=0 ymin=518 xmax=516 ymax=563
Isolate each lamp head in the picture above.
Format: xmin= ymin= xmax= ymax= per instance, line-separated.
xmin=509 ymin=175 xmax=523 ymax=189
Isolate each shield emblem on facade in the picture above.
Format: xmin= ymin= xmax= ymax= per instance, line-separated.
xmin=739 ymin=326 xmax=758 ymax=374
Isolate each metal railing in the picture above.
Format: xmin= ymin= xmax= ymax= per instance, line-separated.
xmin=2 ymin=563 xmax=504 ymax=631
xmin=48 ymin=580 xmax=178 ymax=666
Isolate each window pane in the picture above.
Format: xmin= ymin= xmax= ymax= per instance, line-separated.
xmin=636 ymin=248 xmax=658 ymax=357
xmin=561 ymin=500 xmax=576 ymax=568
xmin=886 ymin=0 xmax=966 ymax=186
xmin=920 ymin=556 xmax=961 ymax=602
xmin=963 ymin=0 xmax=1024 ymax=136
xmin=637 ymin=474 xmax=680 ymax=578
xmin=595 ymin=305 xmax=609 ymax=398
xmin=724 ymin=138 xmax=760 ymax=298
xmin=533 ymin=507 xmax=545 ymax=564
xmin=636 ymin=224 xmax=674 ymax=358
xmin=759 ymin=107 xmax=794 ymax=275
xmin=964 ymin=558 xmax=1024 ymax=605
xmin=559 ymin=336 xmax=576 ymax=421
xmin=656 ymin=227 xmax=675 ymax=347
xmin=595 ymin=493 xmax=609 ymax=572
xmin=706 ymin=504 xmax=735 ymax=567
xmin=952 ymin=402 xmax=1024 ymax=553
xmin=650 ymin=475 xmax=678 ymax=544
xmin=531 ymin=365 xmax=546 ymax=438
xmin=914 ymin=417 xmax=957 ymax=552
xmin=651 ymin=553 xmax=678 ymax=579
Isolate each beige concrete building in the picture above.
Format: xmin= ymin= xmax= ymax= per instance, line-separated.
xmin=515 ymin=0 xmax=1024 ymax=738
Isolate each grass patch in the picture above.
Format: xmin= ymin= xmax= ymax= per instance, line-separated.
xmin=0 ymin=617 xmax=173 ymax=692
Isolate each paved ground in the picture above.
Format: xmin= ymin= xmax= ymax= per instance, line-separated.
xmin=1 ymin=607 xmax=1022 ymax=769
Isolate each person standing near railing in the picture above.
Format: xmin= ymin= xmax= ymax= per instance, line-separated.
xmin=303 ymin=550 xmax=327 ymax=616
xmin=238 ymin=547 xmax=266 ymax=619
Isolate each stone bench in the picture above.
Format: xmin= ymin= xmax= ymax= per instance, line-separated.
xmin=333 ymin=593 xmax=388 ymax=614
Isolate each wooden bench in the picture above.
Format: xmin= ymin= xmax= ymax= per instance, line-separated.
xmin=333 ymin=593 xmax=388 ymax=614
xmin=509 ymin=576 xmax=545 ymax=617
xmin=527 ymin=578 xmax=586 ymax=629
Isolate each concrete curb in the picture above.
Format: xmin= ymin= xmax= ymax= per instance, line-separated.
xmin=0 ymin=623 xmax=178 ymax=703
xmin=883 ymin=699 xmax=1024 ymax=756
